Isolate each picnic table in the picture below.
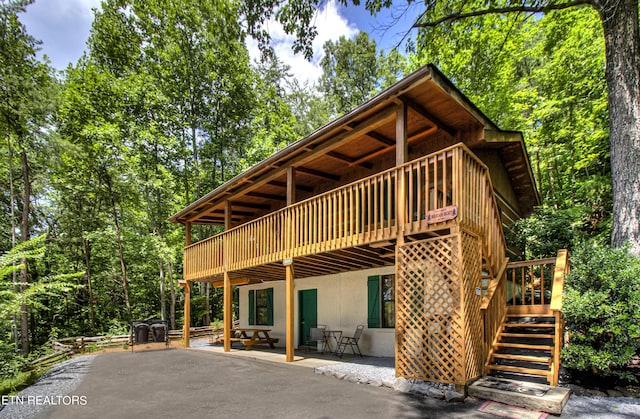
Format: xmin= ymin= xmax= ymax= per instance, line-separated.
xmin=229 ymin=328 xmax=279 ymax=350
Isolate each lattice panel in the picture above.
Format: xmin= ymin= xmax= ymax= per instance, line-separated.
xmin=461 ymin=231 xmax=484 ymax=381
xmin=396 ymin=234 xmax=465 ymax=384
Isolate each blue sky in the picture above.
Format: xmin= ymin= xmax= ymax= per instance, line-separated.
xmin=19 ymin=0 xmax=420 ymax=83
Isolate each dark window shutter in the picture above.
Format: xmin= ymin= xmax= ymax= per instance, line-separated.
xmin=367 ymin=275 xmax=380 ymax=328
xmin=266 ymin=288 xmax=274 ymax=326
xmin=248 ymin=290 xmax=255 ymax=325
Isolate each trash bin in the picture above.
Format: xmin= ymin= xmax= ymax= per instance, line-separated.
xmin=135 ymin=323 xmax=150 ymax=344
xmin=150 ymin=323 xmax=166 ymax=342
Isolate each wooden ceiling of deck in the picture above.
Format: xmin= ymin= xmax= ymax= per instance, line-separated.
xmin=200 ymin=244 xmax=397 ymax=286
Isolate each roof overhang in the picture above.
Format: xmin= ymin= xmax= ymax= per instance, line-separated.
xmin=170 ymin=64 xmax=539 ymax=225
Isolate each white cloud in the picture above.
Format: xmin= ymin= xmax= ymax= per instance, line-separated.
xmin=22 ymin=0 xmax=356 ymax=82
xmin=247 ymin=0 xmax=358 ymax=84
xmin=20 ymin=0 xmax=102 ymax=70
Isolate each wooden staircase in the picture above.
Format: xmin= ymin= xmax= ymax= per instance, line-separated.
xmin=486 ymin=310 xmax=557 ymax=385
xmin=473 ymin=306 xmax=571 ymax=415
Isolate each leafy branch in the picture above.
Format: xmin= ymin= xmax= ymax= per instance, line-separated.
xmin=412 ymin=1 xmax=592 ymax=28
xmin=0 ymin=235 xmax=81 ymax=321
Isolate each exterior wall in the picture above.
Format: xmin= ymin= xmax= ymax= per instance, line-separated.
xmin=474 ymin=150 xmax=521 ymax=218
xmin=239 ymin=265 xmax=396 ymax=357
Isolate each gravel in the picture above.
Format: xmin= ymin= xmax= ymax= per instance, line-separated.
xmin=316 ymin=357 xmax=640 ymax=417
xmin=562 ymin=395 xmax=640 ymax=418
xmin=0 ymin=354 xmax=97 ymax=419
xmin=314 ymin=357 xmax=458 ymax=397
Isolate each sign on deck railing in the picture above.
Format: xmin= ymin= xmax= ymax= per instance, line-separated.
xmin=426 ymin=205 xmax=458 ymax=224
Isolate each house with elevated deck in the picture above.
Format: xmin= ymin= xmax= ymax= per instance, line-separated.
xmin=170 ymin=64 xmax=568 ymax=393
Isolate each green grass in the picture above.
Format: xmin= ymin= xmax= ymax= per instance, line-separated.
xmin=0 ymin=369 xmax=42 ymax=397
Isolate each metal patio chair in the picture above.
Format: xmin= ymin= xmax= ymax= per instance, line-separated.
xmin=335 ymin=325 xmax=364 ymax=357
xmin=305 ymin=326 xmax=326 ymax=353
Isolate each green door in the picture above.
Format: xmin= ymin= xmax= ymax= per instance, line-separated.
xmin=298 ymin=289 xmax=317 ymax=346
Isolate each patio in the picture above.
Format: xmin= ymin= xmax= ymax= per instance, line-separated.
xmin=189 ymin=337 xmax=394 ymax=376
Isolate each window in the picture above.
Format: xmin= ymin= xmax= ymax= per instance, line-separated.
xmin=248 ymin=288 xmax=273 ymax=326
xmin=367 ymin=274 xmax=395 ymax=328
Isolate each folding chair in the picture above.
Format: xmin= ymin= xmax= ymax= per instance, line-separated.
xmin=305 ymin=326 xmax=326 ymax=353
xmin=335 ymin=325 xmax=364 ymax=357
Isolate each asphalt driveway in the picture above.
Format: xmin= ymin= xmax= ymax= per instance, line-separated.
xmin=38 ymin=349 xmax=489 ymax=419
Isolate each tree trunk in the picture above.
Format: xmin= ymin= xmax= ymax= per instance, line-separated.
xmin=167 ymin=260 xmax=176 ymax=330
xmin=192 ymin=124 xmax=199 ymax=196
xmin=204 ymin=282 xmax=210 ymax=325
xmin=105 ymin=175 xmax=132 ymax=317
xmin=159 ymin=260 xmax=167 ymax=321
xmin=7 ymin=137 xmax=19 ymax=350
xmin=598 ymin=0 xmax=640 ymax=255
xmin=112 ymin=199 xmax=131 ymax=317
xmin=83 ymin=238 xmax=97 ymax=336
xmin=19 ymin=149 xmax=30 ymax=355
xmin=181 ymin=128 xmax=190 ymax=204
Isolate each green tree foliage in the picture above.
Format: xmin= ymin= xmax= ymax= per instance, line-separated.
xmin=286 ymin=79 xmax=332 ymax=138
xmin=508 ymin=207 xmax=579 ymax=259
xmin=47 ymin=0 xmax=301 ymax=338
xmin=562 ymin=243 xmax=640 ymax=379
xmin=407 ymin=6 xmax=612 ymax=244
xmin=257 ymin=0 xmax=639 ymax=253
xmin=245 ymin=58 xmax=298 ymax=164
xmin=0 ymin=236 xmax=78 ymax=322
xmin=0 ymin=235 xmax=78 ymax=378
xmin=320 ymin=31 xmax=406 ymax=116
xmin=1 ymin=0 xmax=58 ymax=354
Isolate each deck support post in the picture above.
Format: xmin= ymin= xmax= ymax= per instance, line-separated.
xmin=185 ymin=222 xmax=192 ymax=246
xmin=183 ymin=280 xmax=191 ymax=348
xmin=396 ymin=101 xmax=408 ymax=167
xmin=223 ymin=271 xmax=232 ymax=352
xmin=285 ymin=261 xmax=295 ymax=362
xmin=287 ymin=167 xmax=296 ymax=206
xmin=395 ymin=100 xmax=408 ymax=243
xmin=394 ymin=101 xmax=408 ymax=372
xmin=223 ymin=200 xmax=232 ymax=352
xmin=224 ymin=201 xmax=232 ymax=230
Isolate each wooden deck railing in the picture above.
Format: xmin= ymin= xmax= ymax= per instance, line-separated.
xmin=501 ymin=249 xmax=568 ymax=385
xmin=184 ymin=143 xmax=506 ymax=281
xmin=457 ymin=147 xmax=506 ymax=280
xmin=480 ymin=257 xmax=509 ymax=373
xmin=506 ymin=256 xmax=558 ymax=307
xmin=550 ymin=249 xmax=569 ymax=386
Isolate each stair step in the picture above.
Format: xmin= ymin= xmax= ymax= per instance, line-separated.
xmin=496 ymin=347 xmax=553 ymax=357
xmin=506 ymin=313 xmax=554 ymax=318
xmin=469 ymin=376 xmax=571 ymax=415
xmin=491 ymin=370 xmax=550 ymax=385
xmin=500 ymin=332 xmax=555 ymax=339
xmin=504 ymin=323 xmax=554 ymax=328
xmin=488 ymin=364 xmax=551 ymax=377
xmin=492 ymin=353 xmax=552 ymax=364
xmin=496 ymin=342 xmax=554 ymax=351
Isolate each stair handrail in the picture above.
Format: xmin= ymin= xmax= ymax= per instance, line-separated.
xmin=481 ymin=257 xmax=509 ymax=310
xmin=480 ymin=257 xmax=509 ymax=373
xmin=550 ymin=249 xmax=569 ymax=312
xmin=550 ymin=249 xmax=569 ymax=385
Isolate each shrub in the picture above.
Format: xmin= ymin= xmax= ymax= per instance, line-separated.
xmin=0 ymin=341 xmax=29 ymax=380
xmin=508 ymin=206 xmax=578 ymax=259
xmin=562 ymin=243 xmax=640 ymax=380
